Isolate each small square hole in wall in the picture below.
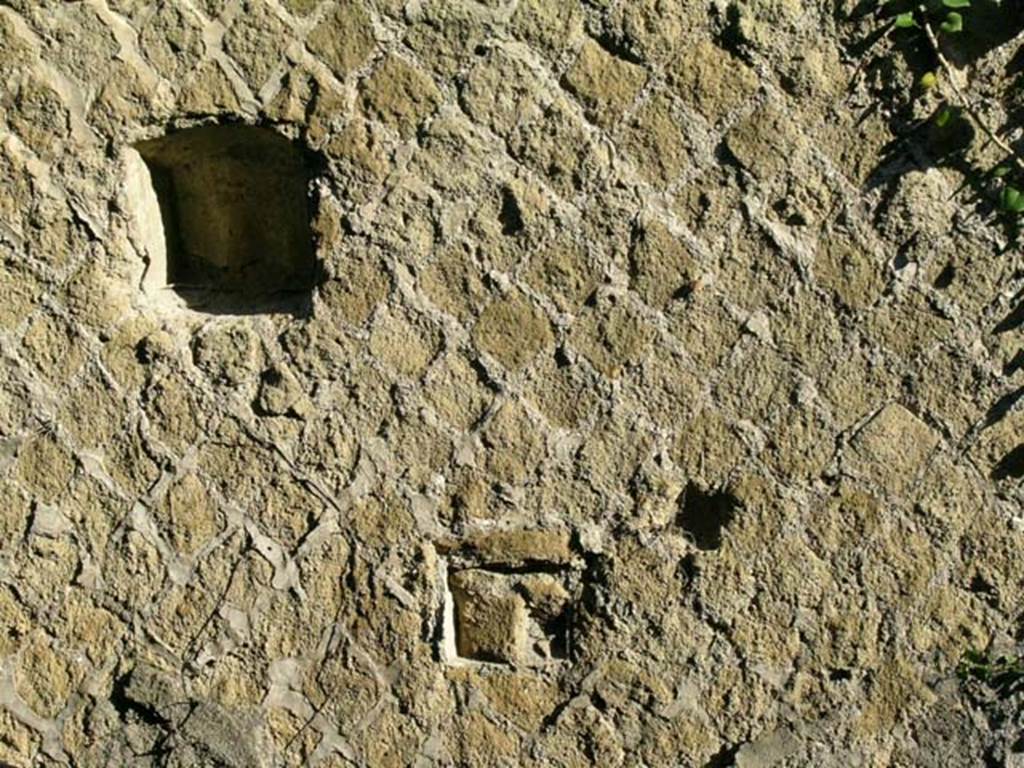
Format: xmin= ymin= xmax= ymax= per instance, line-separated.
xmin=437 ymin=531 xmax=580 ymax=668
xmin=448 ymin=568 xmax=574 ymax=666
xmin=125 ymin=124 xmax=320 ymax=315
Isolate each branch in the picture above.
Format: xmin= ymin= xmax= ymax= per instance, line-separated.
xmin=918 ymin=6 xmax=1024 ymax=172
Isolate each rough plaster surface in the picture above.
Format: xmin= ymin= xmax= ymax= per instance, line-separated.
xmin=1 ymin=0 xmax=1023 ymax=766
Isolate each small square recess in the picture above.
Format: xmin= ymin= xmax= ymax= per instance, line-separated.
xmin=437 ymin=530 xmax=580 ymax=668
xmin=127 ymin=124 xmax=319 ymax=315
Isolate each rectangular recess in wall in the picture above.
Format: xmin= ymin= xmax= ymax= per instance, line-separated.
xmin=126 ymin=124 xmax=320 ymax=315
xmin=435 ymin=529 xmax=581 ymax=668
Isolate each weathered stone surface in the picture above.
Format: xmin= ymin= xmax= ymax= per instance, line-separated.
xmin=509 ymin=96 xmax=608 ymax=193
xmin=510 ymin=0 xmax=584 ymax=54
xmin=2 ymin=2 xmax=1022 ymax=765
xmin=0 ymin=708 xmax=38 ymax=766
xmin=179 ymin=61 xmax=242 ymax=114
xmin=459 ymin=46 xmax=548 ymax=138
xmin=154 ymin=473 xmax=220 ymax=554
xmin=369 ymin=308 xmax=439 ymax=379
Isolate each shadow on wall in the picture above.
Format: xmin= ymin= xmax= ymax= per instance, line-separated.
xmin=677 ymin=482 xmax=739 ymax=551
xmin=849 ymin=0 xmax=1024 ymax=224
xmin=846 ymin=0 xmax=1024 ymax=482
xmin=127 ymin=123 xmax=324 ymax=316
xmin=993 ymin=291 xmax=1024 ymax=481
xmin=992 ymin=444 xmax=1024 ymax=480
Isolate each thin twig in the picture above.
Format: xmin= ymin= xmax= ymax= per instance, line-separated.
xmin=918 ymin=6 xmax=1024 ymax=172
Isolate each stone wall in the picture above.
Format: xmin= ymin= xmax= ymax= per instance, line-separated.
xmin=1 ymin=0 xmax=1023 ymax=765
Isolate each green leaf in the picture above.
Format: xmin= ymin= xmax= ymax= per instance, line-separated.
xmin=894 ymin=11 xmax=918 ymax=27
xmin=943 ymin=0 xmax=970 ymax=8
xmin=935 ymin=107 xmax=954 ymax=127
xmin=993 ymin=166 xmax=1011 ymax=178
xmin=1001 ymin=185 xmax=1024 ymax=214
xmin=920 ymin=71 xmax=938 ymax=88
xmin=940 ymin=11 xmax=963 ymax=32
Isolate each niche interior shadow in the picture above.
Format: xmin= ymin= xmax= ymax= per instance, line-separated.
xmin=133 ymin=124 xmax=319 ymax=315
xmin=677 ymin=482 xmax=739 ymax=551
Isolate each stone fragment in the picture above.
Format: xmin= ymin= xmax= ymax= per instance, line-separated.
xmin=368 ymin=309 xmax=438 ymax=379
xmin=4 ymin=77 xmax=70 ymax=160
xmin=306 ymin=0 xmax=376 ymax=78
xmin=480 ymin=401 xmax=544 ymax=485
xmin=629 ymin=219 xmax=695 ymax=307
xmin=324 ymin=118 xmax=391 ymax=191
xmin=673 ymin=408 xmax=746 ymax=487
xmin=472 ymin=292 xmax=553 ymax=370
xmin=179 ymin=702 xmax=267 ymax=768
xmin=526 ymin=354 xmax=598 ymax=429
xmin=222 ymin=1 xmax=290 ymax=90
xmin=0 ymin=259 xmax=41 ymax=331
xmin=283 ymin=0 xmax=320 ymax=14
xmin=604 ymin=0 xmax=696 ymax=64
xmin=422 ymin=353 xmax=492 ymax=431
xmin=511 ymin=0 xmax=584 ymax=54
xmin=621 ymin=91 xmax=692 ymax=185
xmin=361 ymin=55 xmax=441 ymax=138
xmin=15 ymin=632 xmax=79 ymax=718
xmin=155 ymin=473 xmax=219 ymax=554
xmin=420 ymin=244 xmax=489 ymax=322
xmin=459 ymin=46 xmax=547 ymax=137
xmin=143 ymin=373 xmax=203 ymax=451
xmin=16 ymin=436 xmax=75 ymax=504
xmin=197 ymin=0 xmax=228 ymax=16
xmin=480 ymin=673 xmax=561 ymax=730
xmin=264 ymin=68 xmax=317 ymax=125
xmin=204 ymin=655 xmax=263 ymax=708
xmin=139 ymin=2 xmax=203 ymax=79
xmin=192 ymin=323 xmax=263 ymax=385
xmin=0 ymin=586 xmax=31 ymax=656
xmin=0 ymin=708 xmax=38 ymax=766
xmin=670 ymin=39 xmax=758 ymax=120
xmin=563 ymin=39 xmax=647 ymax=127
xmin=972 ymin=411 xmax=1024 ymax=482
xmin=524 ymin=241 xmax=599 ymax=312
xmin=21 ymin=314 xmax=86 ymax=383
xmin=179 ymin=61 xmax=242 ymax=114
xmin=518 ymin=573 xmax=570 ymax=622
xmin=255 ymin=364 xmax=310 ymax=418
xmin=571 ymin=296 xmax=655 ymax=378
xmin=725 ymin=103 xmax=805 ymax=180
xmin=510 ymin=97 xmax=605 ymax=193
xmin=847 ymin=404 xmax=940 ymax=493
xmin=0 ymin=482 xmax=31 ymax=553
xmin=447 ymin=710 xmax=521 ymax=766
xmin=815 ymin=236 xmax=886 ymax=311
xmin=102 ymin=531 xmax=165 ymax=608
xmin=61 ymin=591 xmax=124 ymax=666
